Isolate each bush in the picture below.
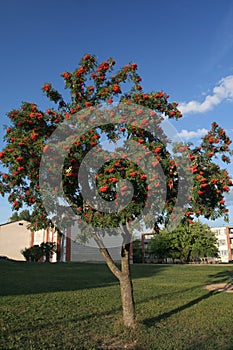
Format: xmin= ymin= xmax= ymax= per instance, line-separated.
xmin=21 ymin=242 xmax=56 ymax=262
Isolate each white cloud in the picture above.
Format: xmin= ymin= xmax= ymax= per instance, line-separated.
xmin=176 ymin=128 xmax=208 ymax=140
xmin=179 ymin=75 xmax=233 ymax=114
xmin=225 ymin=189 xmax=233 ymax=206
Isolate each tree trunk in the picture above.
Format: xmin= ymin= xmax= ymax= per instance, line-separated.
xmin=119 ymin=240 xmax=136 ymax=328
xmin=93 ymin=227 xmax=136 ymax=328
xmin=186 ymin=249 xmax=192 ymax=263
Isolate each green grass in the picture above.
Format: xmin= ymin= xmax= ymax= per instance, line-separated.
xmin=1 ymin=262 xmax=233 ymax=349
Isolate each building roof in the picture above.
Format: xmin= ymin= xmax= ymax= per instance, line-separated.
xmin=0 ymin=220 xmax=31 ymax=227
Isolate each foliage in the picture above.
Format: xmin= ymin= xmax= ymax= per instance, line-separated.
xmin=1 ymin=262 xmax=233 ymax=350
xmin=0 ymin=53 xmax=232 ymax=328
xmin=40 ymin=242 xmax=57 ymax=262
xmin=21 ymin=245 xmax=42 ymax=262
xmin=21 ymin=242 xmax=56 ymax=262
xmin=0 ymin=54 xmax=232 ymax=233
xmin=148 ymin=221 xmax=219 ymax=263
xmin=9 ymin=209 xmax=31 ymax=222
xmin=148 ymin=232 xmax=171 ymax=262
xmin=132 ymin=239 xmax=143 ymax=263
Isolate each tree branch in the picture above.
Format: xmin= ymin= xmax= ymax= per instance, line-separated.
xmin=92 ymin=230 xmax=122 ymax=280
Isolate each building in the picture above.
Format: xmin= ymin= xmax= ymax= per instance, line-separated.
xmin=210 ymin=226 xmax=233 ymax=263
xmin=0 ymin=220 xmax=32 ymax=261
xmin=141 ymin=233 xmax=155 ymax=263
xmin=140 ymin=226 xmax=233 ymax=264
xmin=64 ymin=224 xmax=122 ymax=262
xmin=0 ymin=220 xmax=58 ymax=262
xmin=0 ymin=220 xmax=123 ymax=263
xmin=3 ymin=220 xmax=232 ymax=263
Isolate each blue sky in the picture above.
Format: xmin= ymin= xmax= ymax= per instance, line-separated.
xmin=1 ymin=0 xmax=233 ymax=226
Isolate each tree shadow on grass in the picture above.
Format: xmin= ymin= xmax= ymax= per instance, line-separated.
xmin=2 ymin=269 xmax=232 ymax=348
xmin=143 ymin=268 xmax=233 ymax=328
xmin=4 ymin=285 xmax=202 ymax=338
xmin=207 ymin=268 xmax=233 ymax=284
xmin=0 ymin=261 xmax=171 ymax=296
xmin=143 ymin=289 xmax=217 ymax=327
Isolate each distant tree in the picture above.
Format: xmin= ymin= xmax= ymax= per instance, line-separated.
xmin=10 ymin=209 xmax=31 ymax=222
xmin=18 ymin=209 xmax=31 ymax=221
xmin=169 ymin=223 xmax=195 ymax=263
xmin=9 ymin=212 xmax=19 ymax=222
xmin=149 ymin=221 xmax=219 ymax=263
xmin=148 ymin=232 xmax=171 ymax=262
xmin=190 ymin=223 xmax=219 ymax=261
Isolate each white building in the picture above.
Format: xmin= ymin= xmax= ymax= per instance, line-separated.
xmin=0 ymin=220 xmax=32 ymax=261
xmin=210 ymin=226 xmax=233 ymax=263
xmin=0 ymin=220 xmax=123 ymax=263
xmin=0 ymin=220 xmax=58 ymax=262
xmin=141 ymin=227 xmax=233 ymax=264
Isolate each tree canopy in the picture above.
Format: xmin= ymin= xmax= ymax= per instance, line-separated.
xmin=0 ymin=53 xmax=232 ymax=327
xmin=0 ymin=54 xmax=232 ymax=234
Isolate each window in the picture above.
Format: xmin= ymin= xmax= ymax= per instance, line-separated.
xmin=220 ymin=250 xmax=227 ymax=256
xmin=213 ymin=228 xmax=225 ymax=236
xmin=218 ymin=239 xmax=226 ymax=246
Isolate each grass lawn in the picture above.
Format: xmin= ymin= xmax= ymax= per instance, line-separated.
xmin=1 ymin=261 xmax=233 ymax=350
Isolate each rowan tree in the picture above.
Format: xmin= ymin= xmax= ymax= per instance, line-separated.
xmin=0 ymin=54 xmax=232 ymax=328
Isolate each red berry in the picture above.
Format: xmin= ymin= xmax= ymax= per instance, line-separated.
xmin=112 ymin=85 xmax=121 ymax=93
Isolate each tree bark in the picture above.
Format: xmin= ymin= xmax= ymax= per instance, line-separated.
xmin=186 ymin=249 xmax=192 ymax=263
xmin=119 ymin=240 xmax=136 ymax=328
xmin=92 ymin=231 xmax=122 ymax=280
xmin=118 ymin=223 xmax=136 ymax=328
xmin=93 ymin=226 xmax=136 ymax=328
